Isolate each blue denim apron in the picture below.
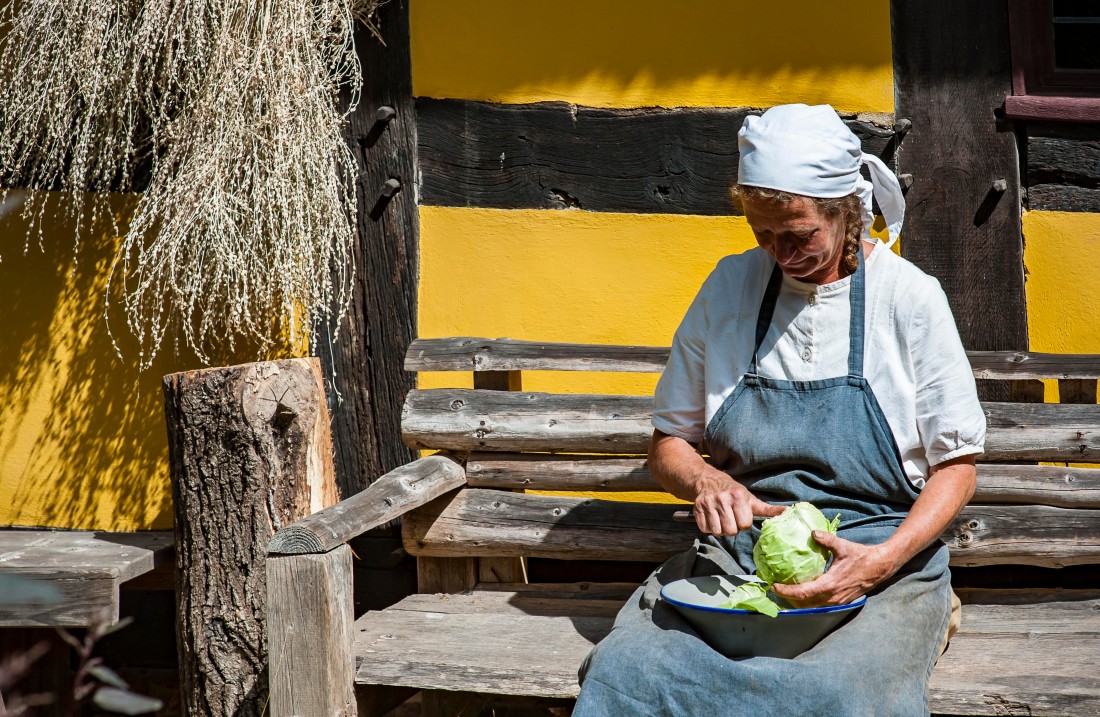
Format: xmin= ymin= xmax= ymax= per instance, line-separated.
xmin=575 ymin=252 xmax=953 ymax=717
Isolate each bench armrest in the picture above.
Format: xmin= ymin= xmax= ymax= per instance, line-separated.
xmin=267 ymin=454 xmax=465 ymax=555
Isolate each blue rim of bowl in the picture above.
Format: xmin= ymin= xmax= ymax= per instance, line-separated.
xmin=659 ymin=584 xmax=867 ymax=615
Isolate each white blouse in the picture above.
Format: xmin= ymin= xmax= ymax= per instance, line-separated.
xmin=652 ymin=241 xmax=986 ymax=488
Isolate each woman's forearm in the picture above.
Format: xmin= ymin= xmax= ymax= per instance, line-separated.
xmin=648 ymin=429 xmax=727 ymax=501
xmin=879 ymin=455 xmax=977 ymax=572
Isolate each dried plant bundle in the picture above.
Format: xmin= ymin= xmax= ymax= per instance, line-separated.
xmin=0 ymin=0 xmax=381 ymax=365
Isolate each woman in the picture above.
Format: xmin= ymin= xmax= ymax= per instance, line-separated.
xmin=573 ymin=104 xmax=986 ymax=716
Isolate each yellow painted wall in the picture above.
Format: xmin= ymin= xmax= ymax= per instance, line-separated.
xmin=0 ymin=195 xmax=298 ymax=530
xmin=410 ymin=0 xmax=894 ymax=113
xmin=1023 ymin=210 xmax=1100 ymax=404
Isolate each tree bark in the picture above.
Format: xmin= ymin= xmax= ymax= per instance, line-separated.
xmin=164 ymin=358 xmax=337 ymax=717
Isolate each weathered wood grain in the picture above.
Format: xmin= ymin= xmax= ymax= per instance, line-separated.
xmin=354 ymin=609 xmax=608 ymax=698
xmin=267 ymin=546 xmax=356 ymax=717
xmin=892 ymin=0 xmax=1027 ymax=403
xmin=0 ymin=569 xmax=118 ymax=627
xmin=319 ymin=2 xmax=419 ymax=501
xmin=408 ymin=338 xmax=1100 ymax=380
xmin=404 ymin=389 xmax=1100 ymax=460
xmin=384 ymin=589 xmax=626 ymax=619
xmin=406 ymin=337 xmax=669 ymax=373
xmin=417 ymin=99 xmax=897 ymax=216
xmin=401 ymin=389 xmax=654 ymax=454
xmin=403 ymin=490 xmax=1100 ymax=567
xmin=466 ymin=454 xmax=1100 ymax=507
xmin=352 ymin=594 xmax=1100 ymax=714
xmin=1028 ymin=185 xmax=1100 ymax=213
xmin=164 ymin=358 xmax=338 ymax=717
xmin=0 ymin=531 xmax=173 ymax=584
xmin=930 ymin=633 xmax=1100 ymax=716
xmin=1026 ymin=122 xmax=1100 ymax=213
xmin=416 ymin=556 xmax=477 ymax=594
xmin=268 ymin=454 xmax=465 ymax=555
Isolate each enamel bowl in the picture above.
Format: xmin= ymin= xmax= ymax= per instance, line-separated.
xmin=659 ymin=574 xmax=866 ymax=659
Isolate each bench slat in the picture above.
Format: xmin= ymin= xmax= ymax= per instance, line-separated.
xmin=402 ymin=489 xmax=1100 ymax=567
xmin=354 ymin=591 xmax=1100 ymax=715
xmin=403 ymin=389 xmax=1100 ymax=460
xmin=406 ymin=338 xmax=1100 ymax=380
xmin=467 ymin=453 xmax=1100 ymax=508
xmin=0 ymin=531 xmax=174 ymax=627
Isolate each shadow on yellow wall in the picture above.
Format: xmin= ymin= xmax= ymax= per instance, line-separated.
xmin=0 ymin=193 xmax=297 ymax=530
xmin=410 ymin=0 xmax=894 ymax=112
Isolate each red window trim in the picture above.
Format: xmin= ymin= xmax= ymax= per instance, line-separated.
xmin=1006 ymin=0 xmax=1100 ymax=122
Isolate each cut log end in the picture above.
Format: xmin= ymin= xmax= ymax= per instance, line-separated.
xmin=268 ymin=526 xmax=328 ymax=555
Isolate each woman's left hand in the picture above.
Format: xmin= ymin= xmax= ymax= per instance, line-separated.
xmin=770 ymin=531 xmax=897 ymax=608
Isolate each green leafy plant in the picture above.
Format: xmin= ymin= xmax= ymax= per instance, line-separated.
xmin=717 ymin=581 xmax=780 ymax=618
xmin=753 ymin=502 xmax=841 ymax=587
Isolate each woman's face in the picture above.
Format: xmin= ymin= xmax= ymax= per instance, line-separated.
xmin=742 ymin=195 xmax=847 ymax=285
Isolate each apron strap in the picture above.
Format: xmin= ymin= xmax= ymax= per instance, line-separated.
xmin=848 ymin=248 xmax=866 ymax=378
xmin=750 ymin=262 xmax=784 ymax=375
xmin=750 ymin=248 xmax=868 ymax=378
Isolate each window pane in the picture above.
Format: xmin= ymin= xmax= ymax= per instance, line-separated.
xmin=1053 ymin=0 xmax=1100 ymax=20
xmin=1054 ymin=23 xmax=1100 ymax=70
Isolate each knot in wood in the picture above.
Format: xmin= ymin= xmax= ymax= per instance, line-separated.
xmin=1065 ymin=474 xmax=1076 ymax=483
xmin=450 ymin=399 xmax=465 ymax=410
xmin=547 ymin=419 xmax=557 ymax=427
xmin=967 ymin=519 xmax=982 ymax=530
xmin=957 ymin=532 xmax=973 ymax=546
xmin=492 ymin=501 xmax=501 ymax=509
xmin=1010 ymin=352 xmax=1028 ymax=364
xmin=552 ymin=508 xmax=562 ymax=516
xmin=474 ymin=429 xmax=488 ymax=439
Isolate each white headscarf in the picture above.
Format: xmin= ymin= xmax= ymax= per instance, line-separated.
xmin=737 ymin=103 xmax=904 ymax=247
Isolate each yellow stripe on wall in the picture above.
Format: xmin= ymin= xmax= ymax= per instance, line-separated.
xmin=1024 ymin=210 xmax=1100 ymax=355
xmin=410 ymin=0 xmax=894 ymax=113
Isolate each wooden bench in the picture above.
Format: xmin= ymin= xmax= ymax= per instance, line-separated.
xmin=266 ymin=338 xmax=1100 ymax=717
xmin=0 ymin=529 xmax=174 ymax=711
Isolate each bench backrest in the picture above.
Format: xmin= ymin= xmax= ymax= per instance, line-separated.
xmin=400 ymin=338 xmax=1100 ymax=571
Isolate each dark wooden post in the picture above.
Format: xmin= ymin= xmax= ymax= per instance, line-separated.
xmin=891 ymin=0 xmax=1028 ymax=401
xmin=319 ymin=0 xmax=419 ymax=501
xmin=164 ymin=358 xmax=337 ymax=717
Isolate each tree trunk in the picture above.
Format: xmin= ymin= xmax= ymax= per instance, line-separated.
xmin=164 ymin=358 xmax=337 ymax=717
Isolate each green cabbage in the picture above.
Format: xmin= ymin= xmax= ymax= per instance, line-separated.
xmin=717 ymin=581 xmax=779 ymax=618
xmin=753 ymin=502 xmax=841 ymax=586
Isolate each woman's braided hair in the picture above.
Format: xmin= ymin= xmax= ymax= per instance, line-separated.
xmin=730 ymin=185 xmax=864 ymax=276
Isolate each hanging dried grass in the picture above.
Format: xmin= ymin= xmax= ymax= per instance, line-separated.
xmin=0 ymin=0 xmax=381 ymax=366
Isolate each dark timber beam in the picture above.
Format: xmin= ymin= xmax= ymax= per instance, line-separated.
xmin=891 ymin=0 xmax=1028 ymax=401
xmin=417 ymin=99 xmax=900 ymax=215
xmin=320 ymin=0 xmax=418 ymax=500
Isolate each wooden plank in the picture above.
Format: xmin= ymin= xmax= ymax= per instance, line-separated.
xmin=409 ymin=338 xmax=1100 ymax=379
xmin=1028 ymin=185 xmax=1100 ymax=213
xmin=354 ymin=609 xmax=609 ymax=698
xmin=1026 ymin=122 xmax=1100 ymax=213
xmin=383 ymin=590 xmax=626 ymax=619
xmin=984 ymin=401 xmax=1100 ymax=460
xmin=1060 ymin=378 xmax=1098 ymax=405
xmin=400 ymin=389 xmax=653 ymax=454
xmin=403 ymin=490 xmax=1100 ymax=567
xmin=892 ymin=0 xmax=1027 ymax=403
xmin=0 ymin=531 xmax=173 ymax=584
xmin=267 ymin=455 xmax=466 ymax=555
xmin=0 ymin=569 xmax=118 ymax=627
xmin=318 ymin=0 xmax=418 ymax=501
xmin=466 ymin=455 xmax=1100 ymax=508
xmin=267 ymin=546 xmax=356 ymax=717
xmin=0 ymin=530 xmax=174 ymax=627
xmin=352 ymin=595 xmax=1100 ymax=714
xmin=930 ymin=633 xmax=1100 ymax=716
xmin=404 ymin=389 xmax=1100 ymax=460
xmin=968 ymin=351 xmax=1100 ymax=379
xmin=417 ymin=556 xmax=477 ymax=594
xmin=417 ymin=99 xmax=897 ymax=216
xmin=405 ymin=337 xmax=669 ymax=373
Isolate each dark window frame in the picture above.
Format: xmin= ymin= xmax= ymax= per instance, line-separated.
xmin=1006 ymin=0 xmax=1100 ymax=122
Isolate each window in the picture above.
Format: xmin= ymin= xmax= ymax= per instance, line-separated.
xmin=1007 ymin=0 xmax=1100 ymax=121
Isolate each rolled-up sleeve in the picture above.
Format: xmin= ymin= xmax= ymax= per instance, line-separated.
xmin=910 ymin=278 xmax=987 ymax=466
xmin=652 ymin=272 xmax=713 ymax=443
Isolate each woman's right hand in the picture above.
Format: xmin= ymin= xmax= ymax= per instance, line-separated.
xmin=692 ymin=472 xmax=786 ymax=536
